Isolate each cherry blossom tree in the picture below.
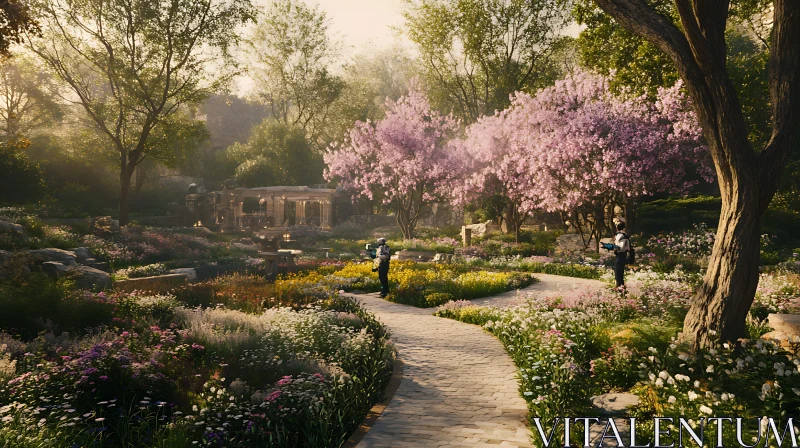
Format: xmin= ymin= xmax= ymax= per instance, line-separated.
xmin=453 ymin=71 xmax=712 ymax=250
xmin=450 ymin=112 xmax=537 ymax=243
xmin=324 ymin=84 xmax=460 ymax=240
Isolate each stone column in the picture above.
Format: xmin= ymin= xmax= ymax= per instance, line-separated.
xmin=296 ymin=201 xmax=306 ymax=225
xmin=321 ymin=200 xmax=331 ymax=228
xmin=275 ymin=197 xmax=285 ymax=227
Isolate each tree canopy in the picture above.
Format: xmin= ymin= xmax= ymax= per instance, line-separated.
xmin=325 ymin=83 xmax=460 ymax=239
xmin=228 ymin=120 xmax=322 ymax=188
xmin=403 ymin=0 xmax=572 ymax=122
xmin=28 ymin=0 xmax=256 ymax=224
xmin=248 ymin=0 xmax=343 ymax=151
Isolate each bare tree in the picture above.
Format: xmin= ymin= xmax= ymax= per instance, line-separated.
xmin=592 ymin=0 xmax=799 ymax=349
xmin=27 ymin=0 xmax=255 ymax=225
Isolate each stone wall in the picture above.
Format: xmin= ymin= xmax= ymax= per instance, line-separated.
xmin=115 ymin=274 xmax=188 ymax=293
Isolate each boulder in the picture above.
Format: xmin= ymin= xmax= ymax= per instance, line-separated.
xmin=27 ymin=248 xmax=77 ymax=266
xmin=40 ymin=262 xmax=111 ymax=290
xmin=590 ymin=393 xmax=640 ymax=417
xmin=91 ymin=216 xmax=120 ymax=236
xmin=84 ymin=259 xmax=110 ymax=272
xmin=171 ymin=268 xmax=198 ymax=283
xmin=465 ymin=220 xmax=499 ymax=238
xmin=433 ymin=253 xmax=453 ymax=263
xmin=0 ymin=220 xmax=26 ymax=236
xmin=767 ymin=314 xmax=800 ymax=337
xmin=70 ymin=265 xmax=112 ymax=290
xmin=761 ymin=330 xmax=800 ymax=350
xmin=396 ymin=250 xmax=436 ymax=262
xmin=72 ymin=247 xmax=92 ymax=262
xmin=42 ymin=261 xmax=70 ymax=278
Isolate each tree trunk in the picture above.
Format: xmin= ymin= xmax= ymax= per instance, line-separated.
xmin=625 ymin=197 xmax=637 ymax=234
xmin=505 ymin=203 xmax=524 ymax=243
xmin=119 ymin=170 xmax=132 ymax=226
xmin=594 ymin=204 xmax=605 ymax=253
xmin=134 ymin=164 xmax=148 ymax=194
xmin=396 ymin=200 xmax=415 ymax=240
xmin=594 ymin=0 xmax=800 ymax=350
xmin=682 ymin=191 xmax=762 ymax=347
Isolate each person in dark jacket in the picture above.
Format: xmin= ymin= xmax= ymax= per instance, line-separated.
xmin=613 ymin=221 xmax=631 ymax=290
xmin=376 ymin=238 xmax=391 ymax=297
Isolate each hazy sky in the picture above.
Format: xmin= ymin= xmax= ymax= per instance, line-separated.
xmin=254 ymin=0 xmax=412 ymax=54
xmin=241 ymin=1 xmax=581 ymax=93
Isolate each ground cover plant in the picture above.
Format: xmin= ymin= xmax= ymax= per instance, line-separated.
xmin=464 ymin=255 xmax=604 ymax=280
xmin=0 ymin=269 xmax=394 ymax=447
xmin=435 ymin=268 xmax=800 ymax=444
xmin=274 ymin=261 xmax=537 ymax=308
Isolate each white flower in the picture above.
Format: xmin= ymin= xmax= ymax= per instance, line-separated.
xmin=655 ymin=378 xmax=664 ymax=387
xmin=699 ymin=405 xmax=713 ymax=415
xmin=706 ymin=365 xmax=714 ymax=373
xmin=658 ymin=371 xmax=669 ymax=380
xmin=687 ymin=391 xmax=699 ymax=401
xmin=668 ymin=396 xmax=677 ymax=404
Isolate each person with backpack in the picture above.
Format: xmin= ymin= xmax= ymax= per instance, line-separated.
xmin=375 ymin=238 xmax=391 ymax=298
xmin=613 ymin=221 xmax=634 ymax=290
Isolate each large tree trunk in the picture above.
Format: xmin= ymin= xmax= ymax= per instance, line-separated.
xmin=505 ymin=202 xmax=526 ymax=243
xmin=594 ymin=0 xmax=800 ymax=350
xmin=683 ymin=188 xmax=762 ymax=347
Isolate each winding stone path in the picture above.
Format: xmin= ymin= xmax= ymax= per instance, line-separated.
xmin=347 ymin=274 xmax=605 ymax=447
xmin=477 ymin=273 xmax=606 ymax=308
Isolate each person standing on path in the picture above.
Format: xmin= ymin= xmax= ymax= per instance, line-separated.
xmin=376 ymin=237 xmax=391 ymax=298
xmin=613 ymin=221 xmax=631 ymax=290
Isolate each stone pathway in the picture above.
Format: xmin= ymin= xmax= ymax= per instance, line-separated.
xmin=475 ymin=273 xmax=606 ymax=308
xmin=348 ymin=274 xmax=605 ymax=447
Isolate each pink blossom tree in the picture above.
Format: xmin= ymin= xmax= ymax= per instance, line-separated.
xmin=450 ymin=112 xmax=538 ymax=243
xmin=453 ymin=71 xmax=713 ymax=250
xmin=324 ymin=84 xmax=460 ymax=240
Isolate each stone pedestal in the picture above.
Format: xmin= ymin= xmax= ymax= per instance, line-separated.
xmin=461 ymin=226 xmax=472 ymax=247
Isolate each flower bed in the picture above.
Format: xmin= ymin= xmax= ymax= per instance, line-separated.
xmin=113 ymin=263 xmax=169 ymax=280
xmin=274 ymin=261 xmax=536 ymax=308
xmin=435 ymin=270 xmax=800 ymax=442
xmin=82 ymin=226 xmax=242 ymax=268
xmin=466 ymin=255 xmax=604 ymax=280
xmin=0 ymin=272 xmax=393 ymax=447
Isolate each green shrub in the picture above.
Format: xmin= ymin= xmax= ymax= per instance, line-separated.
xmin=0 ymin=269 xmax=114 ymax=339
xmin=526 ymin=262 xmax=602 ymax=279
xmin=424 ymin=292 xmax=454 ymax=307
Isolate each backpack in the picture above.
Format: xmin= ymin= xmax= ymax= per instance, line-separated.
xmin=617 ymin=232 xmax=635 ymax=264
xmin=625 ymin=234 xmax=635 ymax=264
